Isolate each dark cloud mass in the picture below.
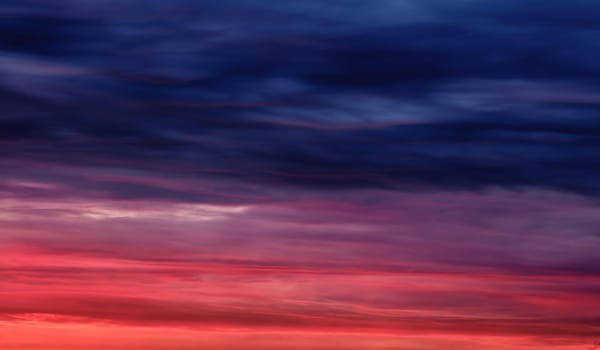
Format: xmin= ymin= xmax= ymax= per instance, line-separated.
xmin=2 ymin=0 xmax=600 ymax=201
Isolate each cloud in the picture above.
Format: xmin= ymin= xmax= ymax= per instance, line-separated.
xmin=2 ymin=2 xmax=600 ymax=349
xmin=1 ymin=12 xmax=600 ymax=197
xmin=1 ymin=189 xmax=600 ymax=340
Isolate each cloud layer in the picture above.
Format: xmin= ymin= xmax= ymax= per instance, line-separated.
xmin=2 ymin=1 xmax=600 ymax=349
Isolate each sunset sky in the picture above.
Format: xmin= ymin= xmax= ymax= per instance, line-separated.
xmin=1 ymin=1 xmax=600 ymax=349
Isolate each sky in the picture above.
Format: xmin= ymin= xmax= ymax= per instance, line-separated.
xmin=1 ymin=1 xmax=600 ymax=349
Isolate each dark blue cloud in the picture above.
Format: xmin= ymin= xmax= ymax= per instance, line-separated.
xmin=1 ymin=0 xmax=600 ymax=201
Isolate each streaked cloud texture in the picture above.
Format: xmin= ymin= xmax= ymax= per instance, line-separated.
xmin=1 ymin=1 xmax=600 ymax=349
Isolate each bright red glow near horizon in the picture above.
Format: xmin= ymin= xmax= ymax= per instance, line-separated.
xmin=2 ymin=192 xmax=600 ymax=349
